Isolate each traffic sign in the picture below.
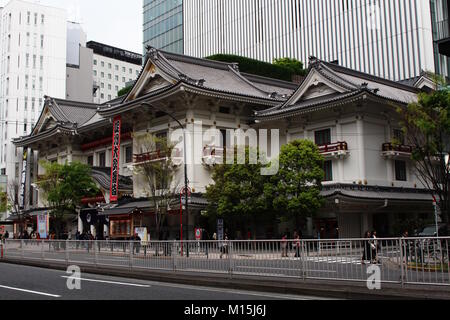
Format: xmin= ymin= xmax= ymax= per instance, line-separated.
xmin=195 ymin=228 xmax=202 ymax=240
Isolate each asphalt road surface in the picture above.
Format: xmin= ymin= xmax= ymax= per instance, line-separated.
xmin=0 ymin=263 xmax=330 ymax=300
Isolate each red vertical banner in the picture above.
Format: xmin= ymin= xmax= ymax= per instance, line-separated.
xmin=110 ymin=116 xmax=122 ymax=202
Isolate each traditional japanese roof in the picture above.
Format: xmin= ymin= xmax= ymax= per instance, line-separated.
xmin=99 ymin=47 xmax=297 ymax=117
xmin=90 ymin=167 xmax=133 ymax=193
xmin=255 ymin=57 xmax=420 ymax=121
xmin=321 ymin=184 xmax=433 ymax=202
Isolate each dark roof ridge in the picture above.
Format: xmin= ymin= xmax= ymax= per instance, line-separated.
xmin=241 ymin=72 xmax=298 ymax=89
xmin=52 ymin=97 xmax=100 ymax=109
xmin=321 ymin=60 xmax=419 ymax=93
xmin=158 ymin=49 xmax=235 ymax=71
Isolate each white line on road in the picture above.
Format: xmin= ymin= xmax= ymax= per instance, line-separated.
xmin=0 ymin=285 xmax=61 ymax=298
xmin=60 ymin=276 xmax=151 ymax=288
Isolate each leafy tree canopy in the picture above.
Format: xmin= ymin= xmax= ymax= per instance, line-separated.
xmin=118 ymin=85 xmax=133 ymax=97
xmin=273 ymin=57 xmax=307 ymax=76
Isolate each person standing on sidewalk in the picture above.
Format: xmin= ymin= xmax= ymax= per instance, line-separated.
xmin=281 ymin=233 xmax=288 ymax=257
xmin=293 ymin=231 xmax=301 ymax=258
xmin=362 ymin=231 xmax=372 ymax=264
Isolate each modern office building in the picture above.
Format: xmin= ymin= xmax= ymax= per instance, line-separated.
xmin=0 ymin=0 xmax=67 ymax=209
xmin=432 ymin=0 xmax=450 ymax=77
xmin=66 ymin=22 xmax=94 ymax=103
xmin=88 ymin=41 xmax=142 ymax=104
xmin=143 ymin=0 xmax=183 ymax=54
xmin=146 ymin=0 xmax=449 ymax=81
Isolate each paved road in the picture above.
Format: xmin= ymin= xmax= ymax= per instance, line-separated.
xmin=0 ymin=263 xmax=331 ymax=300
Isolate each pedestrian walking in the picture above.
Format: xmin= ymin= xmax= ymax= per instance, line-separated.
xmin=401 ymin=230 xmax=409 ymax=264
xmin=281 ymin=234 xmax=288 ymax=257
xmin=361 ymin=231 xmax=372 ymax=264
xmin=133 ymin=233 xmax=141 ymax=254
xmin=371 ymin=230 xmax=380 ymax=264
xmin=293 ymin=231 xmax=301 ymax=258
xmin=220 ymin=234 xmax=229 ymax=259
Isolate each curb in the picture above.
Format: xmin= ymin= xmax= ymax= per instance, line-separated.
xmin=1 ymin=258 xmax=450 ymax=300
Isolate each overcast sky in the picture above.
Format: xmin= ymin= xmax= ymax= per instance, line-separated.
xmin=1 ymin=0 xmax=143 ymax=54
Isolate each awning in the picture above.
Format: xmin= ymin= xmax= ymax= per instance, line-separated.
xmin=98 ymin=207 xmax=138 ymax=216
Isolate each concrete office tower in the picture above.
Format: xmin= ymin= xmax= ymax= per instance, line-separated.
xmin=143 ymin=0 xmax=183 ymax=54
xmin=183 ymin=0 xmax=438 ymax=81
xmin=66 ymin=22 xmax=94 ymax=103
xmin=88 ymin=41 xmax=142 ymax=104
xmin=431 ymin=0 xmax=450 ymax=77
xmin=0 ymin=0 xmax=67 ymax=205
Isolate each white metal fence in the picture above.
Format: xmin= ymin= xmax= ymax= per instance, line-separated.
xmin=1 ymin=237 xmax=449 ymax=286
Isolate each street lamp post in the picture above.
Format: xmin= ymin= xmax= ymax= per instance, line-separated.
xmin=141 ymin=103 xmax=189 ymax=255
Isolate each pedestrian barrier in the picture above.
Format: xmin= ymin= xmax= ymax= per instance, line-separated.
xmin=2 ymin=237 xmax=449 ymax=287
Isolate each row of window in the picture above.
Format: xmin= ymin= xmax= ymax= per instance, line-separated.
xmin=93 ymin=70 xmax=134 ymax=83
xmin=93 ymin=60 xmax=139 ymax=75
xmin=5 ymin=32 xmax=44 ymax=52
xmin=86 ymin=145 xmax=133 ymax=167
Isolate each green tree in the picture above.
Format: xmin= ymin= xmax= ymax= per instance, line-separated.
xmin=37 ymin=161 xmax=99 ymax=238
xmin=118 ymin=85 xmax=133 ymax=97
xmin=397 ymin=86 xmax=450 ymax=223
xmin=273 ymin=58 xmax=307 ymax=76
xmin=266 ymin=140 xmax=325 ymax=229
xmin=0 ymin=187 xmax=7 ymax=213
xmin=132 ymin=133 xmax=180 ymax=240
xmin=205 ymin=147 xmax=272 ymax=233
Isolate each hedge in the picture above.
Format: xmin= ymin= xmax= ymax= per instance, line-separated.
xmin=205 ymin=54 xmax=301 ymax=81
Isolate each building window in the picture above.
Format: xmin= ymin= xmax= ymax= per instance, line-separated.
xmin=24 ymin=97 xmax=28 ymax=110
xmin=26 ymin=53 xmax=29 ymax=67
xmin=101 ymin=72 xmax=104 ymax=78
xmin=33 ymin=54 xmax=36 ymax=68
xmin=108 ymin=84 xmax=111 ymax=90
xmin=129 ymin=68 xmax=132 ymax=74
xmin=32 ymin=98 xmax=35 ymax=111
xmin=395 ymin=161 xmax=407 ymax=181
xmin=87 ymin=155 xmax=93 ymax=166
xmin=40 ymin=56 xmax=43 ymax=69
xmin=393 ymin=129 xmax=405 ymax=145
xmin=27 ymin=12 xmax=30 ymax=24
xmin=122 ymin=67 xmax=125 ymax=72
xmin=115 ymin=65 xmax=118 ymax=71
xmin=99 ymin=152 xmax=106 ymax=167
xmin=108 ymin=63 xmax=111 ymax=69
xmin=94 ymin=59 xmax=97 ymax=65
xmin=101 ymin=82 xmax=104 ymax=88
xmin=122 ymin=77 xmax=125 ymax=82
xmin=24 ymin=123 xmax=27 ymax=132
xmin=101 ymin=93 xmax=104 ymax=99
xmin=101 ymin=61 xmax=104 ymax=67
xmin=94 ymin=70 xmax=97 ymax=76
xmin=108 ymin=94 xmax=111 ymax=100
xmin=125 ymin=146 xmax=133 ymax=163
xmin=40 ymin=35 xmax=44 ymax=48
xmin=323 ymin=161 xmax=333 ymax=181
xmin=25 ymin=75 xmax=29 ymax=89
xmin=315 ymin=129 xmax=331 ymax=146
xmin=115 ymin=75 xmax=118 ymax=81
xmin=41 ymin=14 xmax=44 ymax=24
xmin=108 ymin=74 xmax=112 ymax=80
xmin=34 ymin=13 xmax=37 ymax=25
xmin=39 ymin=77 xmax=43 ymax=90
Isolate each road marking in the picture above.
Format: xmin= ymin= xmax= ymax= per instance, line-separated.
xmin=0 ymin=285 xmax=61 ymax=298
xmin=60 ymin=276 xmax=151 ymax=288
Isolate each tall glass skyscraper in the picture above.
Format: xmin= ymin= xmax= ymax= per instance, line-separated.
xmin=143 ymin=0 xmax=183 ymax=54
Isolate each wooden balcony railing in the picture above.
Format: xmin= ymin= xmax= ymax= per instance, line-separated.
xmin=382 ymin=143 xmax=414 ymax=154
xmin=134 ymin=148 xmax=182 ymax=164
xmin=317 ymin=142 xmax=348 ymax=154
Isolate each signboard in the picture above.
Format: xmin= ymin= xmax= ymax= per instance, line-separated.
xmin=37 ymin=213 xmax=48 ymax=239
xmin=134 ymin=227 xmax=148 ymax=243
xmin=195 ymin=228 xmax=202 ymax=240
xmin=19 ymin=150 xmax=28 ymax=209
xmin=110 ymin=116 xmax=122 ymax=202
xmin=217 ymin=219 xmax=224 ymax=241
